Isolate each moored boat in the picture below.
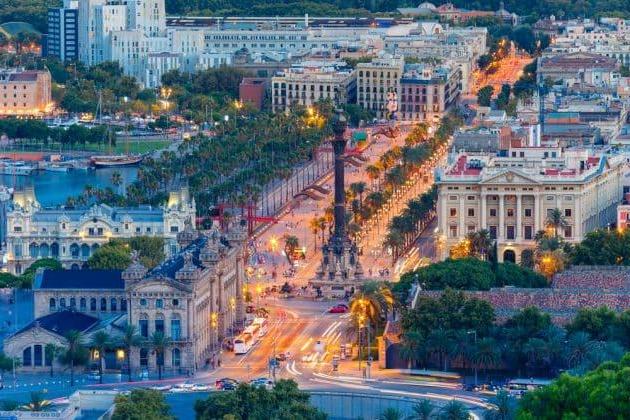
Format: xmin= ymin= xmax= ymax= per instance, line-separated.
xmin=90 ymin=155 xmax=143 ymax=168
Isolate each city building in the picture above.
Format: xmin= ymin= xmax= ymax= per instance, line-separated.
xmin=46 ymin=0 xmax=79 ymax=62
xmin=0 ymin=69 xmax=53 ymax=116
xmin=4 ymin=187 xmax=195 ymax=275
xmin=436 ymin=149 xmax=629 ymax=263
xmin=397 ymin=2 xmax=518 ymax=25
xmin=538 ymin=52 xmax=620 ymax=87
xmin=4 ymin=222 xmax=248 ymax=374
xmin=356 ymin=55 xmax=404 ymax=120
xmin=239 ymin=78 xmax=267 ymax=111
xmin=398 ymin=63 xmax=461 ymax=123
xmin=271 ymin=61 xmax=356 ymax=112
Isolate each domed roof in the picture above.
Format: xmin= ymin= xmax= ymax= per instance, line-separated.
xmin=418 ymin=2 xmax=437 ymax=10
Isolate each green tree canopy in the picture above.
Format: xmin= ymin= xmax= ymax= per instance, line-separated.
xmin=112 ymin=389 xmax=172 ymax=420
xmin=87 ymin=237 xmax=164 ymax=270
xmin=517 ymin=353 xmax=630 ymax=419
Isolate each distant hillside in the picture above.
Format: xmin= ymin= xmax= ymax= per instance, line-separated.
xmin=0 ymin=0 xmax=59 ymax=33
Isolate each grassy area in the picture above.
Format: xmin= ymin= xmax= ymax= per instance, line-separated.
xmin=6 ymin=139 xmax=171 ymax=155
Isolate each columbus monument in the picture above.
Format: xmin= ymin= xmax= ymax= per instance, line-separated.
xmin=310 ymin=109 xmax=363 ymax=297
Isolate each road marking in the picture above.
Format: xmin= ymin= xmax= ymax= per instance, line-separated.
xmin=311 ymin=378 xmax=372 ymax=390
xmin=300 ymin=337 xmax=313 ymax=352
xmin=321 ymin=321 xmax=339 ymax=338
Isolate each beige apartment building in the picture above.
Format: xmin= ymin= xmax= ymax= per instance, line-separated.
xmin=436 ymin=148 xmax=629 ymax=262
xmin=0 ymin=69 xmax=53 ymax=116
xmin=356 ymin=55 xmax=404 ymax=120
xmin=271 ymin=61 xmax=356 ymax=112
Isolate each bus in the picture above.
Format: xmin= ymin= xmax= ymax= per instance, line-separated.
xmin=506 ymin=378 xmax=552 ymax=397
xmin=253 ymin=318 xmax=268 ymax=337
xmin=234 ymin=333 xmax=254 ymax=355
xmin=243 ymin=324 xmax=260 ymax=344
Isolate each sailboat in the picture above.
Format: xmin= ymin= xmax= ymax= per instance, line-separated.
xmin=90 ymin=91 xmax=143 ymax=168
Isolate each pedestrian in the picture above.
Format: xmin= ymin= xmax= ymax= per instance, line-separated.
xmin=218 ymin=358 xmax=221 ymax=367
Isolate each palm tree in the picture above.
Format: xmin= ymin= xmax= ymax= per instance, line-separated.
xmin=409 ymin=399 xmax=434 ymax=420
xmin=437 ymin=401 xmax=469 ymax=420
xmin=466 ymin=230 xmax=493 ymax=260
xmin=151 ymin=331 xmax=170 ymax=380
xmin=400 ymin=330 xmax=425 ymax=369
xmin=121 ymin=324 xmax=141 ymax=382
xmin=545 ymin=208 xmax=568 ymax=237
xmin=91 ymin=331 xmax=110 ymax=384
xmin=379 ymin=407 xmax=404 ymax=420
xmin=449 ymin=330 xmax=472 ymax=373
xmin=384 ymin=230 xmax=405 ymax=264
xmin=44 ymin=344 xmax=61 ymax=378
xmin=427 ymin=328 xmax=452 ymax=371
xmin=19 ymin=392 xmax=51 ymax=412
xmin=60 ymin=330 xmax=87 ymax=387
xmin=366 ymin=164 xmax=381 ymax=189
xmin=349 ymin=182 xmax=367 ymax=211
xmin=484 ymin=390 xmax=517 ymax=420
xmin=283 ymin=235 xmax=300 ymax=265
xmin=566 ymin=331 xmax=595 ymax=369
xmin=309 ymin=217 xmax=320 ymax=249
xmin=473 ymin=337 xmax=500 ymax=381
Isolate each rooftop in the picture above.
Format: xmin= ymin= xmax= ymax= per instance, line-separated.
xmin=34 ymin=269 xmax=124 ymax=290
xmin=15 ymin=310 xmax=100 ymax=337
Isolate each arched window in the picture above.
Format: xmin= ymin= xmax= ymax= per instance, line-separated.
xmin=139 ymin=348 xmax=149 ymax=366
xmin=155 ymin=298 xmax=163 ymax=309
xmin=70 ymin=297 xmax=76 ymax=308
xmin=172 ymin=348 xmax=181 ymax=367
xmin=49 ymin=298 xmax=56 ymax=311
xmin=33 ymin=344 xmax=43 ymax=366
xmin=155 ymin=313 xmax=165 ymax=334
xmin=90 ymin=298 xmax=97 ymax=311
xmin=171 ymin=314 xmax=181 ymax=340
xmin=29 ymin=243 xmax=39 ymax=258
xmin=51 ymin=242 xmax=60 ymax=257
xmin=22 ymin=347 xmax=32 ymax=366
xmin=39 ymin=243 xmax=50 ymax=258
xmin=80 ymin=298 xmax=86 ymax=310
xmin=70 ymin=243 xmax=80 ymax=258
xmin=110 ymin=298 xmax=117 ymax=312
xmin=139 ymin=314 xmax=149 ymax=338
xmin=121 ymin=299 xmax=127 ymax=311
xmin=100 ymin=298 xmax=107 ymax=311
xmin=81 ymin=244 xmax=90 ymax=258
xmin=60 ymin=298 xmax=66 ymax=308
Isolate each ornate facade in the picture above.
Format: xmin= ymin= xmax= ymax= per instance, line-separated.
xmin=5 ymin=187 xmax=195 ymax=274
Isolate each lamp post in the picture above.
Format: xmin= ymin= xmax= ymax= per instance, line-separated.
xmin=211 ymin=312 xmax=218 ymax=351
xmin=467 ymin=330 xmax=478 ymax=388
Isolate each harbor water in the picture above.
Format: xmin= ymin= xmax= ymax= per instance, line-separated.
xmin=0 ymin=166 xmax=138 ymax=206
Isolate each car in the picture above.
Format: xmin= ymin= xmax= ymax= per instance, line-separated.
xmin=275 ymin=353 xmax=288 ymax=361
xmin=150 ymin=385 xmax=172 ymax=392
xmin=329 ymin=304 xmax=348 ymax=314
xmin=215 ymin=378 xmax=239 ymax=390
xmin=191 ymin=383 xmax=211 ymax=392
xmin=170 ymin=385 xmax=189 ymax=393
xmin=250 ymin=377 xmax=274 ymax=390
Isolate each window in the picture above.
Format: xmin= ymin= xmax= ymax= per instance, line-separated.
xmin=121 ymin=299 xmax=127 ymax=311
xmin=70 ymin=297 xmax=76 ymax=308
xmin=22 ymin=347 xmax=31 ymax=366
xmin=140 ymin=348 xmax=149 ymax=366
xmin=489 ymin=209 xmax=497 ymax=217
xmin=139 ymin=319 xmax=149 ymax=338
xmin=60 ymin=298 xmax=66 ymax=308
xmin=172 ymin=348 xmax=181 ymax=367
xmin=507 ymin=209 xmax=514 ymax=217
xmin=524 ymin=208 xmax=532 ymax=217
xmin=565 ymin=209 xmax=572 ymax=217
xmin=155 ymin=319 xmax=164 ymax=334
xmin=172 ymin=299 xmax=179 ymax=307
xmin=449 ymin=225 xmax=458 ymax=238
xmin=449 ymin=208 xmax=457 ymax=217
xmin=506 ymin=226 xmax=515 ymax=240
xmin=100 ymin=298 xmax=107 ymax=311
xmin=140 ymin=298 xmax=147 ymax=307
xmin=524 ymin=226 xmax=533 ymax=240
xmin=564 ymin=226 xmax=572 ymax=238
xmin=90 ymin=298 xmax=97 ymax=311
xmin=467 ymin=225 xmax=476 ymax=233
xmin=467 ymin=208 xmax=475 ymax=217
xmin=111 ymin=298 xmax=117 ymax=312
xmin=156 ymin=299 xmax=163 ymax=309
xmin=34 ymin=345 xmax=43 ymax=366
xmin=80 ymin=298 xmax=86 ymax=310
xmin=49 ymin=298 xmax=56 ymax=311
xmin=171 ymin=319 xmax=181 ymax=340
xmin=170 ymin=226 xmax=179 ymax=233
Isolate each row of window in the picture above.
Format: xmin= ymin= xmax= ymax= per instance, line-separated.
xmin=449 ymin=207 xmax=573 ymax=218
xmin=138 ymin=317 xmax=181 ymax=340
xmin=358 ymin=71 xmax=398 ymax=79
xmin=449 ymin=224 xmax=573 ymax=240
xmin=50 ymin=297 xmax=126 ymax=312
xmin=138 ymin=297 xmax=180 ymax=308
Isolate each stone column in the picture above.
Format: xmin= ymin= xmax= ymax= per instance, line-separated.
xmin=235 ymin=251 xmax=245 ymax=329
xmin=459 ymin=194 xmax=465 ymax=235
xmin=574 ymin=193 xmax=582 ymax=240
xmin=480 ymin=193 xmax=487 ymax=230
xmin=498 ymin=194 xmax=505 ymax=240
xmin=516 ymin=194 xmax=522 ymax=240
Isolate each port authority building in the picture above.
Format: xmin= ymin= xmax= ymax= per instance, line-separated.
xmin=4 ymin=187 xmax=195 ymax=274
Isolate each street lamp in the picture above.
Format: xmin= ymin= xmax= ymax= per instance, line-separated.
xmin=467 ymin=330 xmax=478 ymax=388
xmin=211 ymin=312 xmax=219 ymax=351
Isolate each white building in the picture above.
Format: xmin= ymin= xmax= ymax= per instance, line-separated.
xmin=356 ymin=55 xmax=404 ymax=120
xmin=5 ymin=187 xmax=195 ymax=274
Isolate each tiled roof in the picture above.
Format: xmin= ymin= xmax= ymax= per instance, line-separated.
xmin=15 ymin=310 xmax=99 ymax=337
xmin=7 ymin=72 xmax=39 ymax=82
xmin=34 ymin=269 xmax=124 ymax=290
